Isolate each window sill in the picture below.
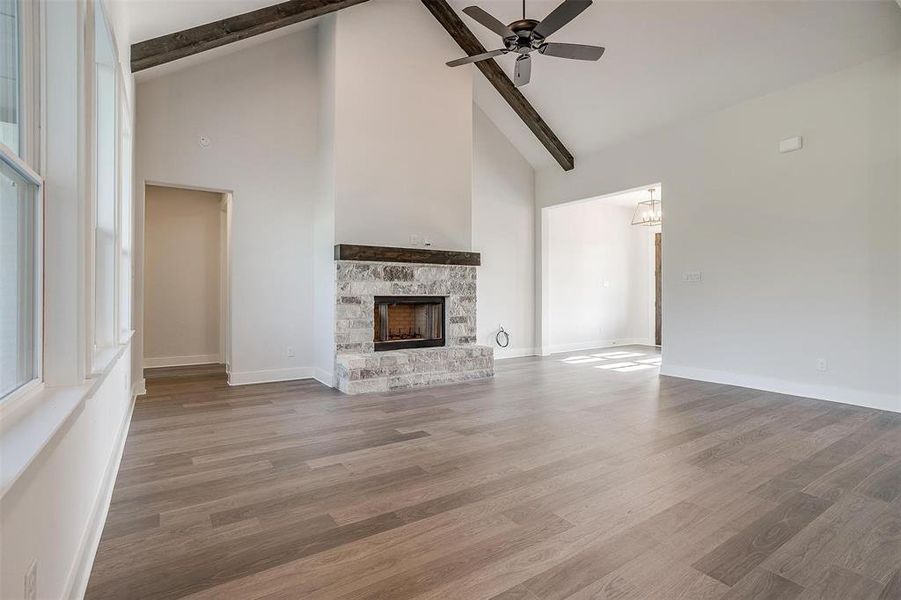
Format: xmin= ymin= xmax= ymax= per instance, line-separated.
xmin=1 ymin=340 xmax=133 ymax=497
xmin=90 ymin=330 xmax=134 ymax=378
xmin=90 ymin=346 xmax=120 ymax=378
xmin=0 ymin=381 xmax=92 ymax=497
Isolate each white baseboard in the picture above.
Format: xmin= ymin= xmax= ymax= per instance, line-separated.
xmin=132 ymin=378 xmax=146 ymax=397
xmin=143 ymin=354 xmax=221 ymax=368
xmin=313 ymin=368 xmax=335 ymax=388
xmin=64 ymin=387 xmax=136 ymax=599
xmin=660 ymin=364 xmax=900 ymax=414
xmin=542 ymin=338 xmax=655 ymax=356
xmin=493 ymin=347 xmax=539 ymax=360
xmin=228 ymin=367 xmax=314 ymax=386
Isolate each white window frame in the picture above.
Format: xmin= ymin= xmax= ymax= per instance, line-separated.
xmin=117 ymin=87 xmax=133 ymax=344
xmin=0 ymin=148 xmax=43 ymax=406
xmin=86 ymin=0 xmax=125 ymax=375
xmin=0 ymin=0 xmax=43 ymax=408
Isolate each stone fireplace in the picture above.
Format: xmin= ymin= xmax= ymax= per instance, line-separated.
xmin=334 ymin=245 xmax=494 ymax=394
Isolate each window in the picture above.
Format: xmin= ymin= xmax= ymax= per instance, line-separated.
xmin=0 ymin=153 xmax=39 ymax=398
xmin=0 ymin=0 xmax=40 ymax=402
xmin=118 ymin=93 xmax=132 ymax=341
xmin=1 ymin=0 xmax=20 ymax=153
xmin=92 ymin=4 xmax=118 ymax=359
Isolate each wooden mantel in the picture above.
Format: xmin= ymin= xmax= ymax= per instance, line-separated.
xmin=334 ymin=244 xmax=481 ymax=266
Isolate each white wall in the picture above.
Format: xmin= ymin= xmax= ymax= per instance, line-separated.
xmin=472 ymin=106 xmax=536 ymax=358
xmin=331 ymin=0 xmax=473 ymax=251
xmin=2 ymin=1 xmax=138 ymax=598
xmin=135 ymin=31 xmax=320 ymax=385
xmin=143 ymin=185 xmax=222 ymax=367
xmin=312 ymin=15 xmax=337 ymax=385
xmin=545 ymin=199 xmax=654 ymax=353
xmin=1 ymin=350 xmax=133 ymax=600
xmin=537 ymin=51 xmax=901 ymax=412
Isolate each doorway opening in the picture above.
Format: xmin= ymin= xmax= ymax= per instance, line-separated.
xmin=142 ymin=184 xmax=231 ymax=377
xmin=655 ymin=231 xmax=662 ymax=346
xmin=541 ymin=183 xmax=662 ymax=361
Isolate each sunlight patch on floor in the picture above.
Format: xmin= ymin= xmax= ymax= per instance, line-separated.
xmin=560 ymin=349 xmax=660 ymax=374
xmin=614 ymin=364 xmax=657 ymax=372
xmin=595 ymin=361 xmax=638 ymax=370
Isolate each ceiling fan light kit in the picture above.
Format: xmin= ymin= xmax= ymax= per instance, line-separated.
xmin=446 ymin=0 xmax=605 ymax=86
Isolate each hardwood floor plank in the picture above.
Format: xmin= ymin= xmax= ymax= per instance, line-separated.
xmin=749 ymin=433 xmax=872 ymax=503
xmin=762 ymin=492 xmax=887 ymax=587
xmin=340 ymin=514 xmax=572 ymax=599
xmin=803 ymin=450 xmax=896 ymax=502
xmin=795 ymin=564 xmax=883 ymax=600
xmin=856 ymin=458 xmax=901 ymax=503
xmin=878 ymin=566 xmax=901 ymax=600
xmin=721 ymin=568 xmax=804 ymax=600
xmin=833 ymin=504 xmax=901 ymax=585
xmin=692 ymin=492 xmax=832 ymax=586
xmin=496 ymin=501 xmax=709 ymax=600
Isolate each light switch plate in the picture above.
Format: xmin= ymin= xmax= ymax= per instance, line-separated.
xmin=779 ymin=136 xmax=803 ymax=153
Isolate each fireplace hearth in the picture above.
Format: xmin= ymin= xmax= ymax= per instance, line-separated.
xmin=374 ymin=296 xmax=445 ymax=351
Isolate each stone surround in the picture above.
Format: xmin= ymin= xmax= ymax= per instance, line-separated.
xmin=336 ymin=346 xmax=494 ymax=394
xmin=334 ymin=260 xmax=494 ymax=394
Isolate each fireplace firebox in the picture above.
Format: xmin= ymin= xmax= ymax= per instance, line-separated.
xmin=373 ymin=296 xmax=445 ymax=351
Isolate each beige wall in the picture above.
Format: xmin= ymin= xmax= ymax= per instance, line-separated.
xmin=144 ymin=185 xmax=222 ymax=366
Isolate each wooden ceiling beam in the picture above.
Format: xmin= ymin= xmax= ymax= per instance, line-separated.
xmin=420 ymin=0 xmax=574 ymax=171
xmin=130 ymin=0 xmax=369 ymax=73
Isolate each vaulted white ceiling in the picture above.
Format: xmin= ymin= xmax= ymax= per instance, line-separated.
xmin=449 ymin=0 xmax=901 ymax=168
xmin=119 ymin=0 xmax=901 ymax=169
xmin=121 ymin=0 xmax=280 ymax=43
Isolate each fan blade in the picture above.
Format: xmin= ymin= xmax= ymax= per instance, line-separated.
xmin=446 ymin=49 xmax=507 ymax=67
xmin=533 ymin=0 xmax=592 ymax=39
xmin=462 ymin=6 xmax=516 ymax=39
xmin=514 ymin=54 xmax=531 ymax=87
xmin=540 ymin=42 xmax=605 ymax=61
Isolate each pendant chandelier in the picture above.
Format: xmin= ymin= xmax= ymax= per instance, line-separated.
xmin=631 ymin=188 xmax=661 ymax=226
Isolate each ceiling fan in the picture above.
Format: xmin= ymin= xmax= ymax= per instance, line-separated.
xmin=446 ymin=0 xmax=605 ymax=87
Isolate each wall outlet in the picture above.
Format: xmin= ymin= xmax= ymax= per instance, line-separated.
xmin=682 ymin=271 xmax=702 ymax=283
xmin=410 ymin=234 xmax=421 ymax=246
xmin=816 ymin=358 xmax=828 ymax=372
xmin=286 ymin=346 xmax=295 ymax=358
xmin=24 ymin=560 xmax=37 ymax=600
